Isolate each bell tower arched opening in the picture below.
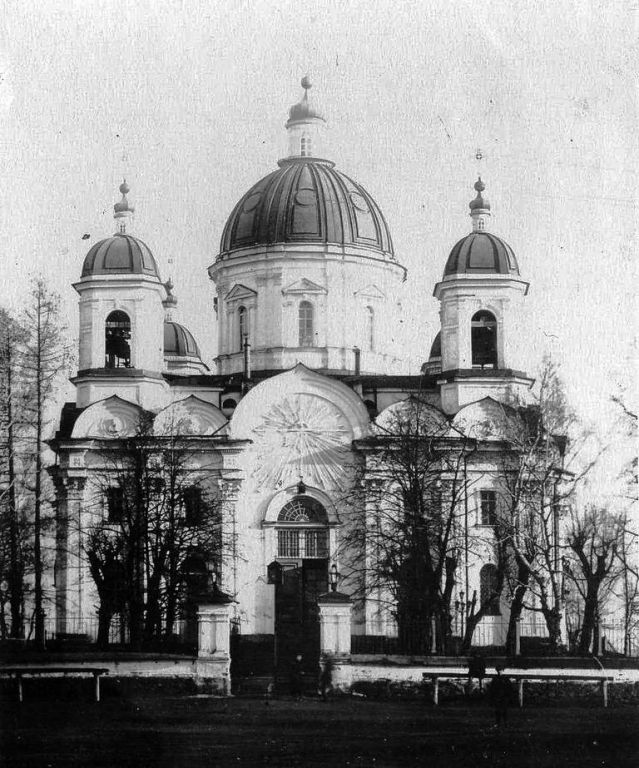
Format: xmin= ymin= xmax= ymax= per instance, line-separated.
xmin=105 ymin=310 xmax=132 ymax=368
xmin=471 ymin=310 xmax=497 ymax=369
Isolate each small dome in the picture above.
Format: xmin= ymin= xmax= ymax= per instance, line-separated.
xmin=220 ymin=158 xmax=395 ymax=257
xmin=287 ymin=76 xmax=324 ymax=126
xmin=429 ymin=331 xmax=441 ymax=359
xmin=164 ymin=321 xmax=201 ymax=358
xmin=444 ymin=232 xmax=519 ymax=276
xmin=82 ymin=233 xmax=160 ymax=279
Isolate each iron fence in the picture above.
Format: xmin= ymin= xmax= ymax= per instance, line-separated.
xmin=352 ymin=616 xmax=639 ymax=657
xmin=43 ymin=615 xmax=186 ymax=647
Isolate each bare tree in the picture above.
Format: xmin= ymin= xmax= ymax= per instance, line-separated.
xmin=341 ymin=397 xmax=476 ymax=654
xmin=0 ymin=308 xmax=29 ymax=639
xmin=19 ymin=279 xmax=72 ymax=648
xmin=498 ymin=358 xmax=591 ymax=652
xmin=84 ymin=413 xmax=227 ymax=648
xmin=565 ymin=505 xmax=624 ymax=654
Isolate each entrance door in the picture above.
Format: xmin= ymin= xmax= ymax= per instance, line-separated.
xmin=275 ymin=559 xmax=328 ymax=688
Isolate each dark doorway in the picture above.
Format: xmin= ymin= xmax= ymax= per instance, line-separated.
xmin=275 ymin=559 xmax=328 ymax=690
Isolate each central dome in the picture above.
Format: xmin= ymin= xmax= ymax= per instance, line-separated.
xmin=219 ymin=157 xmax=395 ymax=258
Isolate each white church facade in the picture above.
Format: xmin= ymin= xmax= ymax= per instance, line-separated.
xmin=51 ymin=79 xmax=550 ymax=668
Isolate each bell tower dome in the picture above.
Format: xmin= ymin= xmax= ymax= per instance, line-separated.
xmin=72 ymin=182 xmax=170 ymax=409
xmin=433 ymin=178 xmax=533 ymax=414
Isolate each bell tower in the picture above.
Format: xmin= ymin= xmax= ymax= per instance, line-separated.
xmin=433 ymin=179 xmax=533 ymax=414
xmin=72 ymin=182 xmax=170 ymax=409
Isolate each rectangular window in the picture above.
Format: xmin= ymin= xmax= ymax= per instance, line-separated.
xmin=106 ymin=487 xmax=124 ymax=523
xmin=278 ymin=529 xmax=328 ymax=559
xmin=278 ymin=529 xmax=300 ymax=558
xmin=183 ymin=487 xmax=203 ymax=527
xmin=479 ymin=490 xmax=497 ymax=526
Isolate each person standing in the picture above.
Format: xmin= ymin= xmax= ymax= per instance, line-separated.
xmin=290 ymin=654 xmax=304 ymax=699
xmin=488 ymin=664 xmax=515 ymax=726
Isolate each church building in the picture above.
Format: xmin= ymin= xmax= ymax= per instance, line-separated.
xmin=51 ymin=79 xmax=540 ymax=666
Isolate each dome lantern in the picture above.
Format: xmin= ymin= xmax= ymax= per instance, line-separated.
xmin=469 ymin=177 xmax=491 ymax=233
xmin=113 ymin=180 xmax=135 ymax=234
xmin=285 ymin=76 xmax=327 ymax=160
xmin=163 ymin=277 xmax=178 ymax=320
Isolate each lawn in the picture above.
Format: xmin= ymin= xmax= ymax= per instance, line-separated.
xmin=1 ymin=693 xmax=637 ymax=767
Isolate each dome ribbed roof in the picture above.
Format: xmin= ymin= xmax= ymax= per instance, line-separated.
xmin=444 ymin=232 xmax=519 ymax=277
xmin=163 ymin=321 xmax=201 ymax=358
xmin=81 ymin=233 xmax=160 ymax=279
xmin=219 ymin=158 xmax=395 ymax=258
xmin=429 ymin=331 xmax=441 ymax=359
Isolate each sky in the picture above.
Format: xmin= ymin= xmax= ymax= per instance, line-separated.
xmin=0 ymin=0 xmax=636 ymax=501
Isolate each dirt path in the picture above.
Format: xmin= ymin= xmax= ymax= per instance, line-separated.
xmin=2 ymin=695 xmax=638 ymax=767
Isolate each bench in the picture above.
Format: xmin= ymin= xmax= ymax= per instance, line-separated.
xmin=0 ymin=666 xmax=109 ymax=703
xmin=421 ymin=668 xmax=615 ymax=707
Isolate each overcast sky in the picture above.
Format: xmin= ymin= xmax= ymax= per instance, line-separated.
xmin=0 ymin=0 xmax=636 ymax=499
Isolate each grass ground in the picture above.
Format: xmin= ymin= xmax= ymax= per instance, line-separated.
xmin=1 ymin=693 xmax=637 ymax=767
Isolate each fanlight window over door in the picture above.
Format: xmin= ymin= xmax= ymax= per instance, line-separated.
xmin=276 ymin=496 xmax=328 ymax=559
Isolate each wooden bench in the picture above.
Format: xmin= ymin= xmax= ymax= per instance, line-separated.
xmin=0 ymin=666 xmax=109 ymax=703
xmin=421 ymin=669 xmax=615 ymax=707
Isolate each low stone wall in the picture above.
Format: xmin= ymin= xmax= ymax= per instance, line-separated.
xmin=329 ymin=656 xmax=639 ymax=704
xmin=0 ymin=656 xmax=230 ymax=695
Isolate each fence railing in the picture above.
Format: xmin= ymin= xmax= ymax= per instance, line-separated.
xmin=44 ymin=615 xmax=186 ymax=646
xmin=352 ymin=617 xmax=639 ymax=657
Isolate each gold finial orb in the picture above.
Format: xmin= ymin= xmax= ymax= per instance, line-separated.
xmin=301 ymin=75 xmax=312 ymax=90
xmin=119 ymin=180 xmax=130 ymax=195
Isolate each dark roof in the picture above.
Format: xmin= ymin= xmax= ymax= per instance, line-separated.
xmin=219 ymin=157 xmax=396 ymax=259
xmin=429 ymin=331 xmax=441 ymax=359
xmin=163 ymin=321 xmax=201 ymax=358
xmin=81 ymin=233 xmax=160 ymax=279
xmin=444 ymin=232 xmax=519 ymax=276
xmin=53 ymin=402 xmax=84 ymax=440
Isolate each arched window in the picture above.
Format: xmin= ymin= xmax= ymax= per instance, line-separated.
xmin=480 ymin=564 xmax=501 ymax=615
xmin=238 ymin=306 xmax=247 ymax=351
xmin=300 ymin=135 xmax=311 ymax=157
xmin=478 ymin=218 xmax=485 ymax=231
xmin=365 ymin=306 xmax=375 ymax=351
xmin=299 ymin=301 xmax=314 ymax=346
xmin=471 ymin=310 xmax=497 ymax=369
xmin=105 ymin=310 xmax=131 ymax=368
xmin=276 ymin=496 xmax=328 ymax=559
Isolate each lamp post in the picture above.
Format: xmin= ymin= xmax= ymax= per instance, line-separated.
xmin=329 ymin=563 xmax=339 ymax=593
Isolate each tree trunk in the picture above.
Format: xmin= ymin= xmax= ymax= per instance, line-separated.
xmin=33 ymin=300 xmax=45 ymax=650
xmin=578 ymin=579 xmax=600 ymax=655
xmin=543 ymin=606 xmax=563 ymax=652
xmin=96 ymin=605 xmax=113 ymax=649
xmin=6 ymin=345 xmax=24 ymax=639
xmin=506 ymin=562 xmax=530 ymax=655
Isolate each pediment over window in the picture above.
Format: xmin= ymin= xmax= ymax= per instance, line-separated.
xmin=282 ymin=278 xmax=327 ymax=295
xmin=225 ymin=283 xmax=257 ymax=302
xmin=354 ymin=284 xmax=386 ymax=300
